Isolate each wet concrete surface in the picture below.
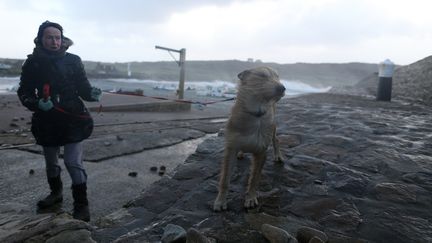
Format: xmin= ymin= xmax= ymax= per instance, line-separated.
xmin=91 ymin=93 xmax=432 ymax=243
xmin=0 ymin=93 xmax=231 ymax=225
xmin=0 ymin=134 xmax=215 ymax=223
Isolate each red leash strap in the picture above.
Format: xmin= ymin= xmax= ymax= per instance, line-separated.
xmin=41 ymin=84 xmax=92 ymax=119
xmin=53 ymin=107 xmax=92 ymax=119
xmin=43 ymin=84 xmax=50 ymax=101
xmin=103 ymin=91 xmax=235 ymax=106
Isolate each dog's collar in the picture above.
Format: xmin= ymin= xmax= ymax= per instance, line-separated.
xmin=245 ymin=109 xmax=266 ymax=117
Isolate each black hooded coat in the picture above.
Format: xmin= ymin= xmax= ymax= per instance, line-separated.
xmin=17 ymin=37 xmax=97 ymax=146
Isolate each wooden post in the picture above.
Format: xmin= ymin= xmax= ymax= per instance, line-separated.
xmin=155 ymin=45 xmax=186 ymax=99
xmin=178 ymin=48 xmax=186 ymax=99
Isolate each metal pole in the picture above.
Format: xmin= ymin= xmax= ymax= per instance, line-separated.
xmin=155 ymin=45 xmax=186 ymax=99
xmin=178 ymin=48 xmax=186 ymax=99
xmin=155 ymin=45 xmax=181 ymax=53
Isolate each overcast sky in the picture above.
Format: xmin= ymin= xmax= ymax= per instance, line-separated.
xmin=1 ymin=0 xmax=431 ymax=65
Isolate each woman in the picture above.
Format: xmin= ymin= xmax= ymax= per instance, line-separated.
xmin=17 ymin=21 xmax=102 ymax=222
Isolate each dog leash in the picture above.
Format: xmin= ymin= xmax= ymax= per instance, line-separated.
xmin=103 ymin=91 xmax=236 ymax=106
xmin=42 ymin=83 xmax=94 ymax=120
xmin=43 ymin=89 xmax=234 ymax=118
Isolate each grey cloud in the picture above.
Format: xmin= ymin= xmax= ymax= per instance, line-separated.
xmin=60 ymin=0 xmax=238 ymax=23
xmin=247 ymin=1 xmax=414 ymax=48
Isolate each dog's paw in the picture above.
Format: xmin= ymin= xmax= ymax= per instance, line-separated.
xmin=244 ymin=195 xmax=259 ymax=209
xmin=273 ymin=152 xmax=285 ymax=163
xmin=273 ymin=156 xmax=284 ymax=163
xmin=213 ymin=198 xmax=227 ymax=211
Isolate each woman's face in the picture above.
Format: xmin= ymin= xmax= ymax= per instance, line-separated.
xmin=42 ymin=27 xmax=62 ymax=51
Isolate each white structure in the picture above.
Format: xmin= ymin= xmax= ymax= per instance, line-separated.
xmin=378 ymin=59 xmax=395 ymax=78
xmin=377 ymin=59 xmax=395 ymax=101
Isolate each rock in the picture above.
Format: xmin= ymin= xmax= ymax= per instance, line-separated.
xmin=313 ymin=180 xmax=323 ymax=185
xmin=45 ymin=229 xmax=96 ymax=243
xmin=9 ymin=122 xmax=18 ymax=127
xmin=128 ymin=171 xmax=138 ymax=177
xmin=159 ymin=165 xmax=166 ymax=176
xmin=0 ymin=209 xmax=94 ymax=243
xmin=150 ymin=166 xmax=158 ymax=172
xmin=29 ymin=169 xmax=35 ymax=175
xmin=104 ymin=141 xmax=112 ymax=146
xmin=279 ymin=134 xmax=302 ymax=148
xmin=261 ymin=224 xmax=297 ymax=243
xmin=374 ymin=182 xmax=418 ymax=203
xmin=296 ymin=227 xmax=328 ymax=243
xmin=308 ymin=236 xmax=324 ymax=243
xmin=186 ymin=228 xmax=214 ymax=243
xmin=325 ymin=170 xmax=369 ymax=197
xmin=161 ymin=224 xmax=187 ymax=243
xmin=95 ymin=208 xmax=133 ymax=228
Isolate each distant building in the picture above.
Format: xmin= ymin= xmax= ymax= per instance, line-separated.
xmin=94 ymin=62 xmax=118 ymax=74
xmin=0 ymin=63 xmax=12 ymax=69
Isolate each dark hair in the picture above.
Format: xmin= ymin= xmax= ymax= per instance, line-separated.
xmin=35 ymin=20 xmax=64 ymax=45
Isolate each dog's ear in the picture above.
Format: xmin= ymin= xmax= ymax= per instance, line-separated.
xmin=238 ymin=70 xmax=251 ymax=85
xmin=238 ymin=70 xmax=248 ymax=81
xmin=239 ymin=68 xmax=270 ymax=81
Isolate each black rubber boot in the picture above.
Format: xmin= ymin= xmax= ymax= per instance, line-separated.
xmin=37 ymin=175 xmax=63 ymax=209
xmin=72 ymin=183 xmax=90 ymax=222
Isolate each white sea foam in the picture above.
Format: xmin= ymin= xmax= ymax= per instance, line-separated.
xmin=0 ymin=77 xmax=19 ymax=93
xmin=281 ymin=80 xmax=331 ymax=96
xmin=0 ymin=77 xmax=331 ymax=97
xmin=94 ymin=78 xmax=330 ymax=97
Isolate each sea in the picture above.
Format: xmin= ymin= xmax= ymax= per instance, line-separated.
xmin=0 ymin=77 xmax=331 ymax=102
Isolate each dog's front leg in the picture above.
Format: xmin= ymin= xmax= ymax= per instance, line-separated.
xmin=244 ymin=152 xmax=266 ymax=208
xmin=272 ymin=124 xmax=283 ymax=163
xmin=214 ymin=147 xmax=237 ymax=211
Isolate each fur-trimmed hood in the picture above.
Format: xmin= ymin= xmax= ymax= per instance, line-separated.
xmin=33 ymin=36 xmax=74 ymax=51
xmin=32 ymin=36 xmax=74 ymax=57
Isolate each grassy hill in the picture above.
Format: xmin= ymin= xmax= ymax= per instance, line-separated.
xmin=0 ymin=58 xmax=377 ymax=87
xmin=84 ymin=60 xmax=378 ymax=87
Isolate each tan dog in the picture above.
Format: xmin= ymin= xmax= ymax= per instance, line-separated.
xmin=213 ymin=66 xmax=285 ymax=211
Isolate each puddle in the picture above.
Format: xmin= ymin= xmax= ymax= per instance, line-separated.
xmin=209 ymin=118 xmax=228 ymax=123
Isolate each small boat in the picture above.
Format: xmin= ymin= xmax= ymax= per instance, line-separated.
xmin=153 ymin=84 xmax=177 ymax=91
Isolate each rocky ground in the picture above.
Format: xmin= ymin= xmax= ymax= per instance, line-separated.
xmin=2 ymin=93 xmax=432 ymax=242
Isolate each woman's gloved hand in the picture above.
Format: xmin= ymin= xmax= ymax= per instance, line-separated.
xmin=90 ymin=87 xmax=102 ymax=101
xmin=38 ymin=97 xmax=54 ymax=111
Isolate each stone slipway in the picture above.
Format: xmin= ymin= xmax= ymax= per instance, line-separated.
xmin=3 ymin=93 xmax=432 ymax=242
xmin=92 ymin=93 xmax=432 ymax=243
xmin=0 ymin=102 xmax=228 ymax=242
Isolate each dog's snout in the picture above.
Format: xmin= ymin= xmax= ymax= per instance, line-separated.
xmin=276 ymin=84 xmax=286 ymax=94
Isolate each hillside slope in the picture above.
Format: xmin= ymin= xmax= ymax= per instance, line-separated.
xmin=334 ymin=55 xmax=432 ymax=106
xmin=393 ymin=55 xmax=432 ymax=105
xmin=85 ymin=60 xmax=377 ymax=87
xmin=0 ymin=58 xmax=376 ymax=87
